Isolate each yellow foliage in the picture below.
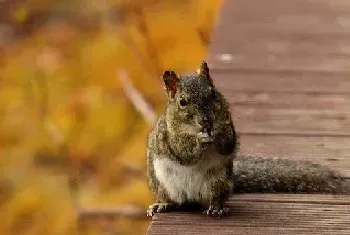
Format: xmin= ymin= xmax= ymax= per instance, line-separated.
xmin=13 ymin=7 xmax=29 ymax=23
xmin=0 ymin=0 xmax=224 ymax=234
xmin=0 ymin=176 xmax=77 ymax=235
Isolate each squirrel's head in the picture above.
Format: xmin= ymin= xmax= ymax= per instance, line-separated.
xmin=163 ymin=61 xmax=216 ymax=135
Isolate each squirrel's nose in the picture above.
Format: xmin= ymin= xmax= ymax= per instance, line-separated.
xmin=200 ymin=115 xmax=212 ymax=125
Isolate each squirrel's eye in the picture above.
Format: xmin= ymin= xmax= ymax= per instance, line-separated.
xmin=179 ymin=97 xmax=188 ymax=106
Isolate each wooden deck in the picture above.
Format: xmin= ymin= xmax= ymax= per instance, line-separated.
xmin=147 ymin=0 xmax=350 ymax=234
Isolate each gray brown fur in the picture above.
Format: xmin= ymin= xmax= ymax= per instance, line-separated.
xmin=147 ymin=62 xmax=237 ymax=217
xmin=146 ymin=61 xmax=350 ymax=218
xmin=232 ymin=156 xmax=350 ymax=194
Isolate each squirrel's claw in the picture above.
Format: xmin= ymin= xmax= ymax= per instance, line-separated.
xmin=203 ymin=205 xmax=229 ymax=218
xmin=147 ymin=202 xmax=175 ymax=217
xmin=146 ymin=206 xmax=155 ymax=217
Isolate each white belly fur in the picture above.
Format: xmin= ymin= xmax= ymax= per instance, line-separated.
xmin=153 ymin=153 xmax=227 ymax=204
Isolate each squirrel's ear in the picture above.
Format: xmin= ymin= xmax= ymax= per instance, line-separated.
xmin=199 ymin=61 xmax=210 ymax=77
xmin=163 ymin=70 xmax=179 ymax=99
xmin=198 ymin=61 xmax=214 ymax=86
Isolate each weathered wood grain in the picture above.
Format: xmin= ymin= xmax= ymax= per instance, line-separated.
xmin=148 ymin=227 xmax=350 ymax=235
xmin=147 ymin=195 xmax=350 ymax=235
xmin=212 ymin=0 xmax=350 ymax=36
xmin=216 ymin=82 xmax=350 ymax=136
xmin=148 ymin=0 xmax=350 ymax=233
xmin=208 ymin=0 xmax=350 ymax=72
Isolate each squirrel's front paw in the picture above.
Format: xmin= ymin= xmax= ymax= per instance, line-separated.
xmin=203 ymin=205 xmax=229 ymax=218
xmin=197 ymin=132 xmax=213 ymax=143
xmin=147 ymin=202 xmax=176 ymax=217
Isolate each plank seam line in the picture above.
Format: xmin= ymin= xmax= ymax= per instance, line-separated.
xmin=208 ymin=49 xmax=350 ymax=58
xmin=209 ymin=68 xmax=350 ymax=76
xmin=238 ymin=132 xmax=350 ymax=137
xmin=219 ymin=89 xmax=350 ymax=96
xmin=228 ymin=199 xmax=350 ymax=205
xmin=231 ymin=104 xmax=350 ymax=110
xmin=209 ymin=32 xmax=350 ymax=40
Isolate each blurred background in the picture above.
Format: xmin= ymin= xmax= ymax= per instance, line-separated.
xmin=0 ymin=0 xmax=224 ymax=234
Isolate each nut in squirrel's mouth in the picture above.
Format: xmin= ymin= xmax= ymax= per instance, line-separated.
xmin=202 ymin=121 xmax=212 ymax=136
xmin=200 ymin=121 xmax=213 ymax=143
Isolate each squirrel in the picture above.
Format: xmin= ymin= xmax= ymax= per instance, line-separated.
xmin=146 ymin=61 xmax=350 ymax=218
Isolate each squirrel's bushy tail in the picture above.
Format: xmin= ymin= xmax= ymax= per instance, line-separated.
xmin=232 ymin=156 xmax=350 ymax=194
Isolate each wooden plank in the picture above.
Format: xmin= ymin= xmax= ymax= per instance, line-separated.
xmin=226 ymin=92 xmax=350 ymax=109
xmin=210 ymin=35 xmax=350 ymax=57
xmin=230 ymin=106 xmax=350 ymax=135
xmin=213 ymin=17 xmax=350 ymax=36
xmin=212 ymin=0 xmax=350 ymax=36
xmin=148 ymin=0 xmax=350 ymax=234
xmin=211 ymin=72 xmax=350 ymax=93
xmin=208 ymin=53 xmax=350 ymax=72
xmin=148 ymin=226 xmax=350 ymax=235
xmin=223 ymin=92 xmax=350 ymax=135
xmin=238 ymin=134 xmax=350 ymax=177
xmin=213 ymin=0 xmax=350 ymax=18
xmin=227 ymin=194 xmax=350 ymax=205
xmin=148 ymin=195 xmax=350 ymax=235
xmin=208 ymin=0 xmax=350 ymax=72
